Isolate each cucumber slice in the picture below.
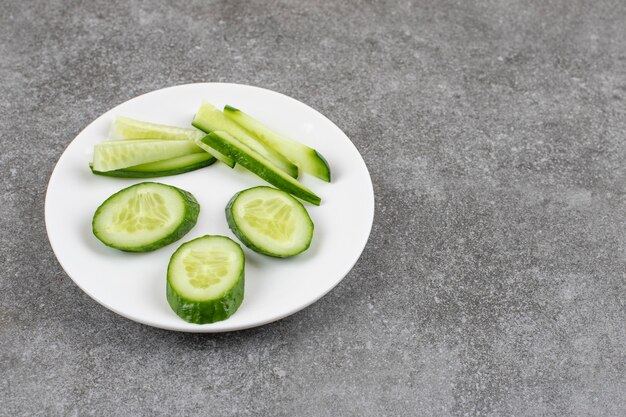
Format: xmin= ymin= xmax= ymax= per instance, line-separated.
xmin=223 ymin=105 xmax=331 ymax=182
xmin=92 ymin=182 xmax=200 ymax=252
xmin=167 ymin=235 xmax=245 ymax=324
xmin=107 ymin=115 xmax=234 ymax=168
xmin=109 ymin=116 xmax=206 ymax=141
xmin=226 ymin=186 xmax=314 ymax=257
xmin=201 ymin=131 xmax=321 ymax=206
xmin=194 ymin=140 xmax=235 ymax=169
xmin=92 ymin=139 xmax=202 ymax=172
xmin=192 ymin=102 xmax=296 ymax=177
xmin=90 ymin=153 xmax=216 ymax=178
xmin=108 ymin=116 xmax=234 ymax=167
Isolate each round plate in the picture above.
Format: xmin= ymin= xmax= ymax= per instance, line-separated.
xmin=45 ymin=83 xmax=374 ymax=332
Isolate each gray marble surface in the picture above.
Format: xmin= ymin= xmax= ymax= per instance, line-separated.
xmin=1 ymin=0 xmax=625 ymax=416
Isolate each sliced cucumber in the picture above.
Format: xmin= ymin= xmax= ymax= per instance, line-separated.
xmin=226 ymin=186 xmax=314 ymax=257
xmin=92 ymin=182 xmax=199 ymax=252
xmin=167 ymin=235 xmax=245 ymax=324
xmin=109 ymin=116 xmax=206 ymax=141
xmin=90 ymin=153 xmax=216 ymax=178
xmin=192 ymin=102 xmax=297 ymax=177
xmin=201 ymin=131 xmax=321 ymax=206
xmin=193 ymin=140 xmax=236 ymax=169
xmin=92 ymin=139 xmax=202 ymax=172
xmin=223 ymin=105 xmax=331 ymax=182
xmin=107 ymin=116 xmax=234 ymax=167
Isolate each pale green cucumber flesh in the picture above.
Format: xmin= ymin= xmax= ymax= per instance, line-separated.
xmin=92 ymin=139 xmax=203 ymax=172
xmin=92 ymin=182 xmax=200 ymax=252
xmin=201 ymin=131 xmax=321 ymax=206
xmin=109 ymin=116 xmax=206 ymax=141
xmin=223 ymin=105 xmax=331 ymax=182
xmin=226 ymin=186 xmax=314 ymax=257
xmin=90 ymin=153 xmax=216 ymax=178
xmin=167 ymin=235 xmax=245 ymax=324
xmin=191 ymin=102 xmax=297 ymax=177
xmin=193 ymin=139 xmax=235 ymax=168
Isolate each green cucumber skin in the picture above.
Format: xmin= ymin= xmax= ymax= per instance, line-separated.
xmin=223 ymin=105 xmax=331 ymax=182
xmin=92 ymin=183 xmax=200 ymax=253
xmin=312 ymin=150 xmax=331 ymax=182
xmin=89 ymin=155 xmax=216 ymax=178
xmin=191 ymin=109 xmax=238 ymax=168
xmin=192 ymin=103 xmax=299 ymax=179
xmin=201 ymin=132 xmax=321 ymax=206
xmin=166 ymin=236 xmax=245 ymax=324
xmin=109 ymin=116 xmax=205 ymax=141
xmin=92 ymin=140 xmax=203 ymax=172
xmin=193 ymin=140 xmax=236 ymax=168
xmin=166 ymin=269 xmax=244 ymax=324
xmin=225 ymin=188 xmax=314 ymax=258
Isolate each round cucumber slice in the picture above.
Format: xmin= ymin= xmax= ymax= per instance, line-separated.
xmin=226 ymin=186 xmax=314 ymax=258
xmin=167 ymin=235 xmax=245 ymax=324
xmin=92 ymin=182 xmax=199 ymax=252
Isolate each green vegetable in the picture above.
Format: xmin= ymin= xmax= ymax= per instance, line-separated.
xmin=92 ymin=182 xmax=199 ymax=252
xmin=223 ymin=105 xmax=331 ymax=182
xmin=108 ymin=115 xmax=233 ymax=167
xmin=192 ymin=102 xmax=297 ymax=177
xmin=109 ymin=116 xmax=206 ymax=141
xmin=90 ymin=153 xmax=216 ymax=178
xmin=167 ymin=235 xmax=245 ymax=324
xmin=226 ymin=186 xmax=314 ymax=257
xmin=91 ymin=139 xmax=203 ymax=172
xmin=200 ymin=131 xmax=321 ymax=205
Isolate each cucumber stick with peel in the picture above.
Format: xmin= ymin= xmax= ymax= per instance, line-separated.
xmin=90 ymin=153 xmax=216 ymax=178
xmin=92 ymin=182 xmax=199 ymax=252
xmin=192 ymin=102 xmax=296 ymax=177
xmin=109 ymin=116 xmax=206 ymax=141
xmin=201 ymin=131 xmax=321 ymax=206
xmin=92 ymin=139 xmax=204 ymax=172
xmin=109 ymin=116 xmax=234 ymax=167
xmin=226 ymin=187 xmax=314 ymax=257
xmin=223 ymin=105 xmax=331 ymax=182
xmin=167 ymin=235 xmax=245 ymax=324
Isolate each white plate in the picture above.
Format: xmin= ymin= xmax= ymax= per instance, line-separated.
xmin=45 ymin=83 xmax=374 ymax=332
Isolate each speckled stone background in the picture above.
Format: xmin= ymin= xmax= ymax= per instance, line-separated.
xmin=1 ymin=0 xmax=625 ymax=416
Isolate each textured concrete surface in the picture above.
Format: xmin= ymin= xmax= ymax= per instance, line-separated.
xmin=1 ymin=0 xmax=625 ymax=415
